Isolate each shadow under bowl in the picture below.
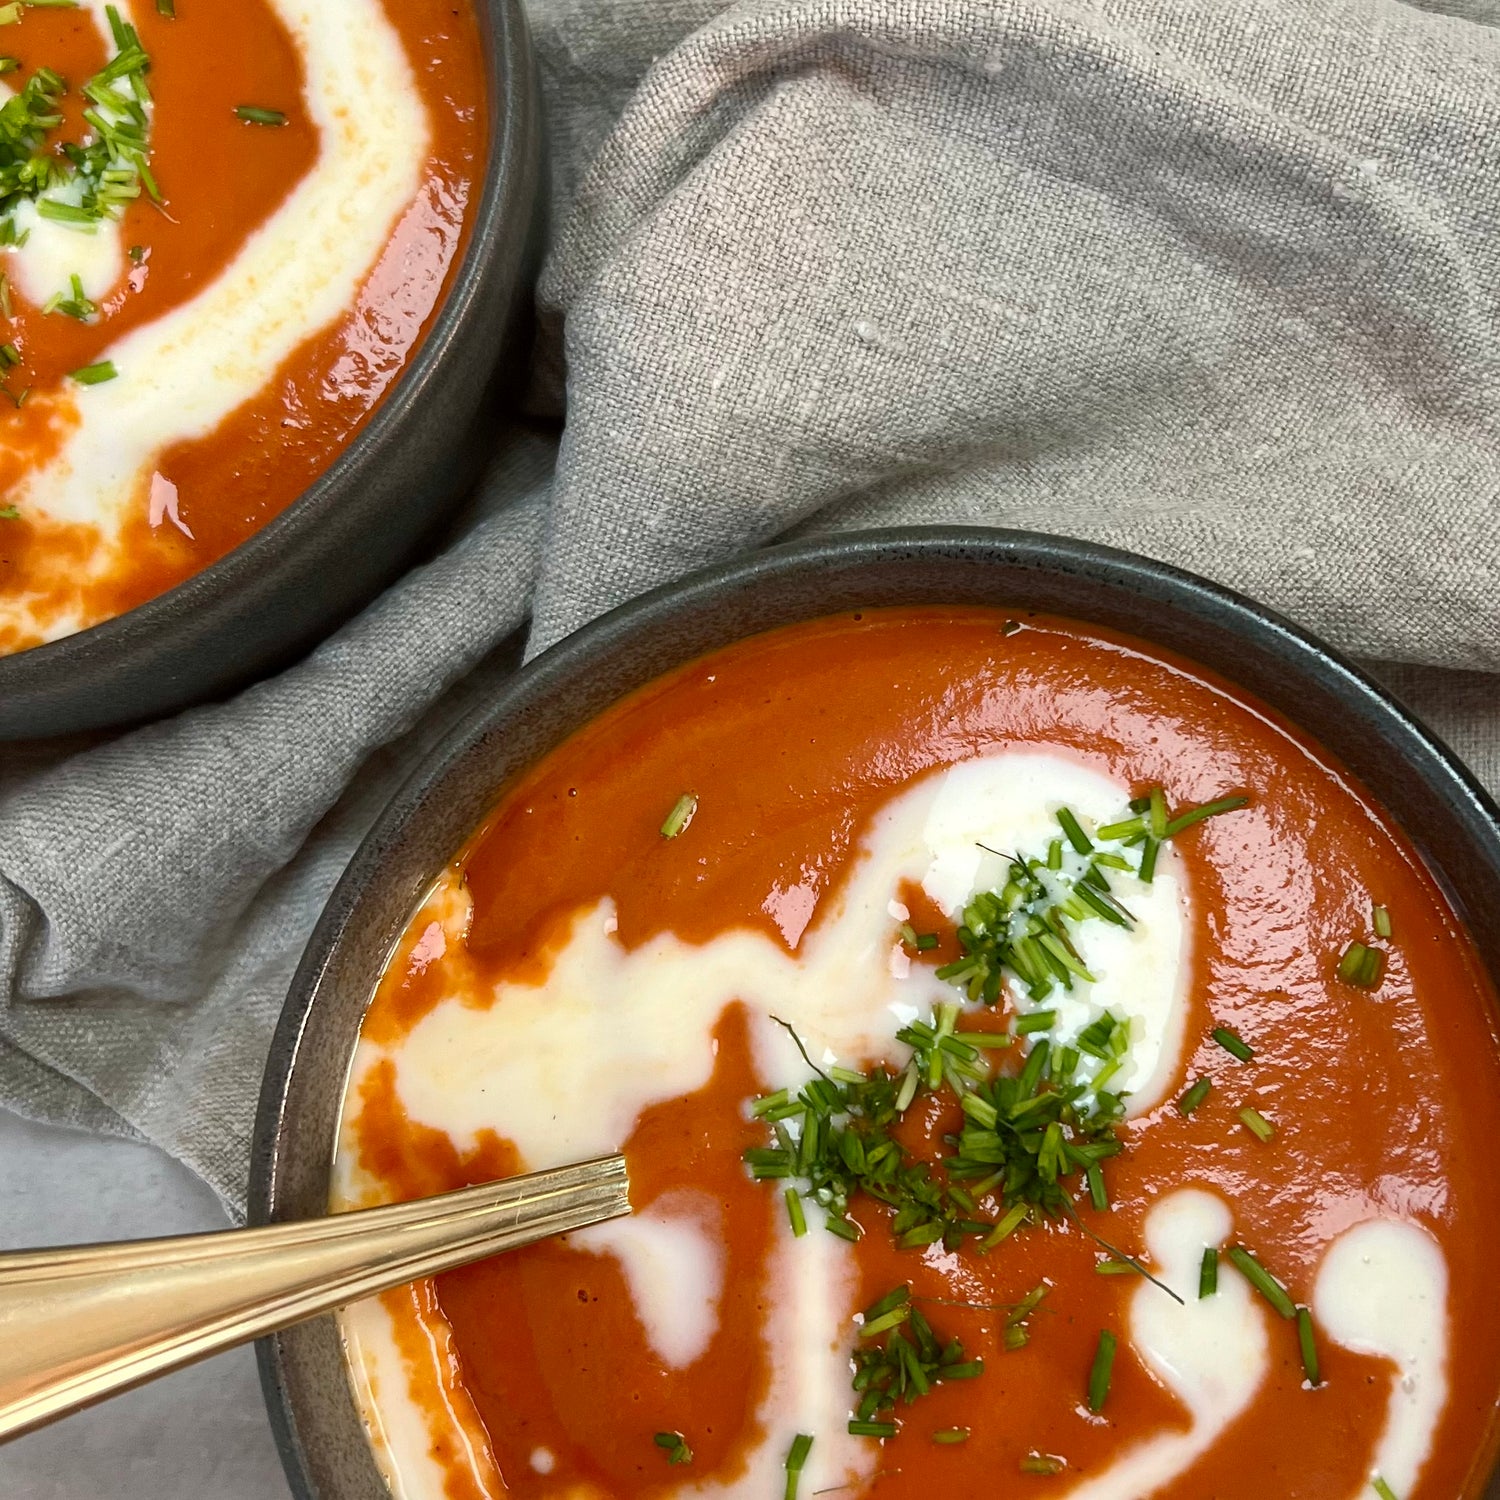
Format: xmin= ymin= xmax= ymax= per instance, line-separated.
xmin=249 ymin=526 xmax=1500 ymax=1500
xmin=0 ymin=0 xmax=543 ymax=742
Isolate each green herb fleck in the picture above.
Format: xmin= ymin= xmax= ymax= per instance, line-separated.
xmin=1226 ymin=1246 xmax=1296 ymax=1319
xmin=653 ymin=1432 xmax=692 ymax=1466
xmin=1177 ymin=1077 xmax=1212 ymax=1115
xmin=783 ymin=1434 xmax=813 ymax=1500
xmin=70 ymin=359 xmax=117 ymax=384
xmin=234 ymin=104 xmax=287 ymax=126
xmin=1199 ymin=1247 xmax=1218 ymax=1299
xmin=1020 ymin=1453 xmax=1067 ymax=1475
xmin=1296 ymin=1306 xmax=1321 ymax=1387
xmin=1211 ymin=1027 xmax=1253 ymax=1062
xmin=1086 ymin=1329 xmax=1116 ymax=1413
xmin=660 ymin=792 xmax=697 ymax=839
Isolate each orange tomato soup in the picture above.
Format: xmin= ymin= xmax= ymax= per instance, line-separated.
xmin=334 ymin=607 xmax=1500 ymax=1500
xmin=0 ymin=0 xmax=486 ymax=653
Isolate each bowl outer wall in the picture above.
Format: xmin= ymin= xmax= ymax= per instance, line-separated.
xmin=0 ymin=0 xmax=543 ymax=741
xmin=249 ymin=525 xmax=1500 ymax=1500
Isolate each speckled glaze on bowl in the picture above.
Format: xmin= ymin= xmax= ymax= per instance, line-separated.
xmin=0 ymin=0 xmax=542 ymax=741
xmin=249 ymin=527 xmax=1500 ymax=1500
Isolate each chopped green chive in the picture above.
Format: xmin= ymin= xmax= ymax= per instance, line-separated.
xmin=1199 ymin=1247 xmax=1218 ymax=1299
xmin=660 ymin=792 xmax=697 ymax=838
xmin=1372 ymin=904 xmax=1392 ymax=938
xmin=783 ymin=1434 xmax=813 ymax=1500
xmin=1056 ymin=806 xmax=1093 ymax=854
xmin=234 ymin=104 xmax=287 ymax=126
xmin=1020 ymin=1453 xmax=1067 ymax=1475
xmin=1015 ymin=1009 xmax=1056 ymax=1036
xmin=1337 ymin=940 xmax=1386 ymax=989
xmin=1137 ymin=835 xmax=1160 ymax=883
xmin=898 ymin=922 xmax=918 ymax=947
xmin=653 ymin=1431 xmax=692 ymax=1465
xmin=1227 ymin=1246 xmax=1296 ymax=1318
xmin=0 ymin=341 xmax=17 ymax=366
xmin=1372 ymin=1479 xmax=1400 ymax=1500
xmin=156 ymin=0 xmax=175 ymax=13
xmin=1239 ymin=1106 xmax=1276 ymax=1143
xmin=0 ymin=504 xmax=18 ymax=519
xmin=70 ymin=359 xmax=117 ymax=384
xmin=847 ymin=1420 xmax=898 ymax=1438
xmin=1147 ymin=785 xmax=1168 ymax=839
xmin=1212 ymin=1027 xmax=1254 ymax=1062
xmin=1163 ymin=794 xmax=1250 ymax=837
xmin=1177 ymin=1077 xmax=1212 ymax=1115
xmin=1296 ymin=1306 xmax=1321 ymax=1387
xmin=932 ymin=1428 xmax=970 ymax=1445
xmin=785 ymin=1187 xmax=807 ymax=1237
xmin=1094 ymin=1257 xmax=1140 ymax=1276
xmin=1086 ymin=1329 xmax=1116 ymax=1413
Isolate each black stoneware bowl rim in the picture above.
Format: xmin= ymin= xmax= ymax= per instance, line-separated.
xmin=251 ymin=525 xmax=1500 ymax=1500
xmin=0 ymin=0 xmax=531 ymax=721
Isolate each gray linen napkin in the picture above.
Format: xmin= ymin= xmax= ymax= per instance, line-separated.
xmin=2 ymin=0 xmax=1498 ymax=1215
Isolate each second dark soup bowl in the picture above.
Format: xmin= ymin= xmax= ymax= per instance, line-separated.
xmin=0 ymin=0 xmax=542 ymax=742
xmin=250 ymin=526 xmax=1500 ymax=1500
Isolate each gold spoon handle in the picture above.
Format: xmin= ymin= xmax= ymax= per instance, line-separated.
xmin=0 ymin=1153 xmax=629 ymax=1443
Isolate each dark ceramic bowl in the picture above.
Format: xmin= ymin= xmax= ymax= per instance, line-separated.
xmin=0 ymin=0 xmax=542 ymax=742
xmin=250 ymin=527 xmax=1500 ymax=1500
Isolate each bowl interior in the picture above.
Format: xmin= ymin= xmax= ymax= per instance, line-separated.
xmin=251 ymin=526 xmax=1500 ymax=1500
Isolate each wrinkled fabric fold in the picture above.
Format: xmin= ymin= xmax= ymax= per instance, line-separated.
xmin=2 ymin=0 xmax=1498 ymax=1212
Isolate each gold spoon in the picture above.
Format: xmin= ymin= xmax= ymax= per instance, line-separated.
xmin=0 ymin=1152 xmax=629 ymax=1443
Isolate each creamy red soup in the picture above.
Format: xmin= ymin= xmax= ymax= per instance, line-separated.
xmin=0 ymin=0 xmax=485 ymax=654
xmin=331 ymin=607 xmax=1500 ymax=1500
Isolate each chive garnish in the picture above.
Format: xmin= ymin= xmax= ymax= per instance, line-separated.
xmin=0 ymin=504 xmax=18 ymax=519
xmin=1163 ymin=794 xmax=1250 ymax=837
xmin=932 ymin=1428 xmax=970 ymax=1444
xmin=1372 ymin=1479 xmax=1400 ymax=1500
xmin=1148 ymin=785 xmax=1168 ymax=839
xmin=1020 ymin=1453 xmax=1066 ymax=1475
xmin=850 ymin=1290 xmax=983 ymax=1425
xmin=70 ymin=359 xmax=117 ymax=384
xmin=0 ymin=341 xmax=17 ymax=365
xmin=1094 ymin=1257 xmax=1139 ymax=1276
xmin=1337 ymin=940 xmax=1386 ymax=989
xmin=1086 ymin=1329 xmax=1116 ymax=1413
xmin=1056 ymin=806 xmax=1092 ymax=854
xmin=659 ymin=792 xmax=697 ymax=838
xmin=1177 ymin=1077 xmax=1211 ymax=1115
xmin=1372 ymin=904 xmax=1392 ymax=938
xmin=156 ymin=0 xmax=174 ymax=13
xmin=653 ymin=1431 xmax=693 ymax=1465
xmin=1239 ymin=1106 xmax=1276 ymax=1143
xmin=1211 ymin=1027 xmax=1254 ymax=1062
xmin=1015 ymin=1009 xmax=1056 ymax=1035
xmin=785 ymin=1187 xmax=807 ymax=1237
xmin=1137 ymin=835 xmax=1160 ymax=883
xmin=1199 ymin=1247 xmax=1218 ymax=1299
xmin=1296 ymin=1306 xmax=1321 ymax=1387
xmin=1226 ymin=1246 xmax=1296 ymax=1318
xmin=783 ymin=1434 xmax=813 ymax=1500
xmin=234 ymin=104 xmax=287 ymax=126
